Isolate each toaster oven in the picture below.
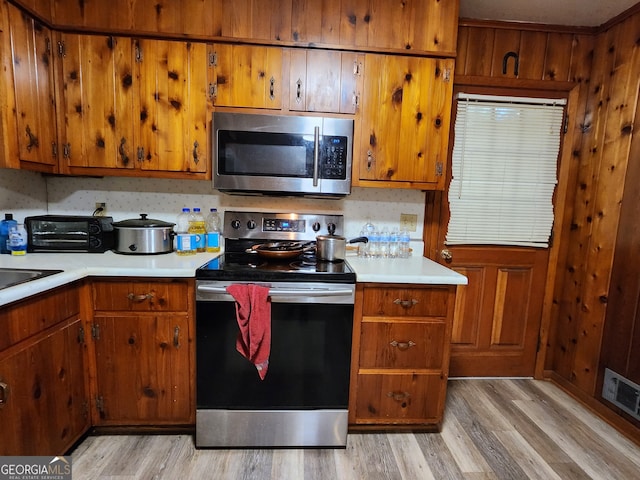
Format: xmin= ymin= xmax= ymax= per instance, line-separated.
xmin=25 ymin=215 xmax=115 ymax=253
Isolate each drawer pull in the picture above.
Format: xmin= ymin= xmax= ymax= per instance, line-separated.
xmin=173 ymin=326 xmax=180 ymax=348
xmin=393 ymin=298 xmax=419 ymax=308
xmin=390 ymin=340 xmax=416 ymax=351
xmin=128 ymin=292 xmax=154 ymax=302
xmin=0 ymin=381 xmax=8 ymax=406
xmin=387 ymin=391 xmax=410 ymax=402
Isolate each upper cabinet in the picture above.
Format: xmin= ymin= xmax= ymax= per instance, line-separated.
xmin=56 ymin=34 xmax=208 ymax=177
xmin=354 ymin=55 xmax=454 ymax=189
xmin=0 ymin=1 xmax=58 ymax=172
xmin=208 ymin=44 xmax=283 ymax=110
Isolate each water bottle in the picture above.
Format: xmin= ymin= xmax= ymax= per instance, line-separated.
xmin=189 ymin=207 xmax=206 ymax=252
xmin=388 ymin=229 xmax=399 ymax=258
xmin=399 ymin=230 xmax=411 ymax=258
xmin=0 ymin=213 xmax=18 ymax=254
xmin=359 ymin=221 xmax=376 ymax=257
xmin=176 ymin=208 xmax=195 ymax=256
xmin=205 ymin=208 xmax=221 ymax=253
xmin=8 ymin=224 xmax=28 ymax=256
xmin=379 ymin=228 xmax=390 ymax=258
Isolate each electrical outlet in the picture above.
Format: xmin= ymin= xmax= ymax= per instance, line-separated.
xmin=400 ymin=213 xmax=418 ymax=232
xmin=95 ymin=202 xmax=106 ymax=216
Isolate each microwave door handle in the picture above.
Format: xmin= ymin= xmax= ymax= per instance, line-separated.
xmin=313 ymin=126 xmax=320 ymax=187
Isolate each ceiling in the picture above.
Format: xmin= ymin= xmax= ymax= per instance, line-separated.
xmin=459 ymin=0 xmax=639 ymax=27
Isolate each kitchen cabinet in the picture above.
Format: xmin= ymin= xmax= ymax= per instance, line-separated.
xmin=208 ymin=43 xmax=283 ymax=110
xmin=56 ymin=34 xmax=208 ymax=177
xmin=0 ymin=283 xmax=89 ymax=456
xmin=0 ymin=1 xmax=57 ymax=173
xmin=349 ymin=283 xmax=456 ymax=428
xmin=288 ymin=49 xmax=363 ymax=114
xmin=354 ymin=55 xmax=454 ymax=190
xmin=90 ymin=279 xmax=194 ymax=425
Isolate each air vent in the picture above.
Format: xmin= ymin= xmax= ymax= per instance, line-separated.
xmin=602 ymin=368 xmax=640 ymax=421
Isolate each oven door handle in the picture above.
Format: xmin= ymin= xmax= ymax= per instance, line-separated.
xmin=197 ymin=285 xmax=354 ymax=298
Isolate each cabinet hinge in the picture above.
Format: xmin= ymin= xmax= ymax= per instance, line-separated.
xmin=57 ymin=40 xmax=65 ymax=57
xmin=45 ymin=37 xmax=51 ymax=56
xmin=77 ymin=325 xmax=85 ymax=344
xmin=564 ymin=114 xmax=569 ymax=134
xmin=209 ymin=83 xmax=218 ymax=98
xmin=209 ymin=52 xmax=217 ymax=67
xmin=353 ymin=60 xmax=362 ymax=76
xmin=443 ymin=68 xmax=451 ymax=83
xmin=137 ymin=146 xmax=145 ymax=162
xmin=51 ymin=142 xmax=57 ymax=159
xmin=135 ymin=44 xmax=143 ymax=63
xmin=91 ymin=324 xmax=100 ymax=340
xmin=62 ymin=143 xmax=71 ymax=159
xmin=435 ymin=161 xmax=443 ymax=176
xmin=352 ymin=92 xmax=360 ymax=108
xmin=95 ymin=395 xmax=104 ymax=413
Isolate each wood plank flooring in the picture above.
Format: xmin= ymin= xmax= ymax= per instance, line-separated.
xmin=70 ymin=379 xmax=640 ymax=479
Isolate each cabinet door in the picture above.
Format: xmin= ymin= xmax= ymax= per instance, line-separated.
xmin=0 ymin=318 xmax=89 ymax=455
xmin=357 ymin=55 xmax=453 ymax=189
xmin=7 ymin=4 xmax=57 ymax=171
xmin=92 ymin=314 xmax=192 ymax=424
xmin=134 ymin=39 xmax=208 ymax=173
xmin=58 ymin=34 xmax=135 ymax=171
xmin=209 ymin=43 xmax=283 ymax=109
xmin=288 ymin=49 xmax=363 ymax=114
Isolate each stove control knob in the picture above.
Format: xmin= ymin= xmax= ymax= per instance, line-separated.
xmin=312 ymin=222 xmax=321 ymax=232
xmin=231 ymin=219 xmax=241 ymax=229
xmin=247 ymin=220 xmax=257 ymax=229
xmin=327 ymin=222 xmax=336 ymax=235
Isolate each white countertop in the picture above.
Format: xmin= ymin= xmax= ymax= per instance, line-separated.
xmin=0 ymin=250 xmax=467 ymax=307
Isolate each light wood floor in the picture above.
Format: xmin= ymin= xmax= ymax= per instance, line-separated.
xmin=70 ymin=379 xmax=640 ymax=479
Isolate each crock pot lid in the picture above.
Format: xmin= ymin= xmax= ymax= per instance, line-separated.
xmin=112 ymin=213 xmax=175 ymax=228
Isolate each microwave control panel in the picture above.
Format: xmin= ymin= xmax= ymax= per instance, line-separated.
xmin=322 ymin=136 xmax=347 ymax=179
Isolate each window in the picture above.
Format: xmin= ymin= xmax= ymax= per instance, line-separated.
xmin=446 ymin=94 xmax=566 ymax=248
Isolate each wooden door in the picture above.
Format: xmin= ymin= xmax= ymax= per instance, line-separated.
xmin=0 ymin=318 xmax=88 ymax=455
xmin=58 ymin=33 xmax=135 ymax=171
xmin=92 ymin=314 xmax=191 ymax=424
xmin=134 ymin=39 xmax=208 ymax=173
xmin=7 ymin=5 xmax=57 ymax=171
xmin=209 ymin=43 xmax=283 ymax=109
xmin=357 ymin=55 xmax=453 ymax=188
xmin=288 ymin=49 xmax=363 ymax=114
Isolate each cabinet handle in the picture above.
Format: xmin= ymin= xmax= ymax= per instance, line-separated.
xmin=192 ymin=141 xmax=200 ymax=164
xmin=295 ymin=78 xmax=302 ymax=103
xmin=393 ymin=298 xmax=419 ymax=308
xmin=127 ymin=292 xmax=154 ymax=302
xmin=173 ymin=326 xmax=180 ymax=348
xmin=119 ymin=137 xmax=129 ymax=165
xmin=63 ymin=143 xmax=71 ymax=159
xmin=269 ymin=76 xmax=275 ymax=100
xmin=390 ymin=340 xmax=416 ymax=351
xmin=26 ymin=125 xmax=39 ymax=152
xmin=0 ymin=381 xmax=8 ymax=407
xmin=367 ymin=150 xmax=373 ymax=171
xmin=387 ymin=391 xmax=410 ymax=402
xmin=137 ymin=147 xmax=145 ymax=162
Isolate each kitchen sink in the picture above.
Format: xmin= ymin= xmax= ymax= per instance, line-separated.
xmin=0 ymin=268 xmax=63 ymax=290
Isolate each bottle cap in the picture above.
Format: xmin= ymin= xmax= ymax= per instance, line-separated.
xmin=4 ymin=213 xmax=13 ymax=220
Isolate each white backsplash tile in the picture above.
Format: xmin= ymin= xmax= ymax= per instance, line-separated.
xmin=1 ymin=170 xmax=427 ymax=241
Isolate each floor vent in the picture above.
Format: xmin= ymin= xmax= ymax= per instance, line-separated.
xmin=602 ymin=368 xmax=640 ymax=421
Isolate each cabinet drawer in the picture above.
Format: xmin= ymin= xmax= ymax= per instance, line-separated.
xmin=359 ymin=321 xmax=446 ymax=369
xmin=92 ymin=280 xmax=189 ymax=312
xmin=0 ymin=283 xmax=80 ymax=350
xmin=362 ymin=286 xmax=450 ymax=318
xmin=354 ymin=373 xmax=446 ymax=423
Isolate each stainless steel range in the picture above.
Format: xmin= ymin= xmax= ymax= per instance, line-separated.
xmin=195 ymin=211 xmax=355 ymax=448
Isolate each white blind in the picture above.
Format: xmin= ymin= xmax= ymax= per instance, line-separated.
xmin=446 ymin=94 xmax=566 ymax=248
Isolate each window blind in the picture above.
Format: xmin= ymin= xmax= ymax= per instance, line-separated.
xmin=446 ymin=94 xmax=566 ymax=248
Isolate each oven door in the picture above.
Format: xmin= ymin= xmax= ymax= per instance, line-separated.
xmin=195 ymin=281 xmax=354 ymax=447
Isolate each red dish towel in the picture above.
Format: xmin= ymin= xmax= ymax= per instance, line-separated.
xmin=226 ymin=284 xmax=271 ymax=380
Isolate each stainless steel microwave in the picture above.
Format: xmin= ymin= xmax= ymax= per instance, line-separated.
xmin=25 ymin=215 xmax=115 ymax=253
xmin=212 ymin=112 xmax=354 ymax=197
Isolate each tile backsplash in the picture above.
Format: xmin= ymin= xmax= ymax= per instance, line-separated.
xmin=0 ymin=170 xmax=427 ymax=240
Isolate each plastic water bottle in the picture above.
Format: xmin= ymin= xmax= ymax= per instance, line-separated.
xmin=399 ymin=230 xmax=411 ymax=258
xmin=8 ymin=224 xmax=28 ymax=256
xmin=189 ymin=207 xmax=206 ymax=252
xmin=0 ymin=213 xmax=17 ymax=254
xmin=205 ymin=208 xmax=221 ymax=253
xmin=358 ymin=221 xmax=376 ymax=257
xmin=176 ymin=208 xmax=195 ymax=256
xmin=389 ymin=229 xmax=399 ymax=258
xmin=379 ymin=228 xmax=390 ymax=257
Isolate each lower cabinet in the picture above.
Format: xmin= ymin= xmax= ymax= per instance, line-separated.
xmin=0 ymin=283 xmax=89 ymax=455
xmin=349 ymin=283 xmax=456 ymax=428
xmin=89 ymin=279 xmax=194 ymax=425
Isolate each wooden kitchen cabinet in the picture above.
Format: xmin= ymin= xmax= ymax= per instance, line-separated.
xmin=90 ymin=279 xmax=194 ymax=425
xmin=354 ymin=55 xmax=454 ymax=190
xmin=0 ymin=283 xmax=90 ymax=456
xmin=208 ymin=43 xmax=283 ymax=110
xmin=0 ymin=1 xmax=57 ymax=173
xmin=349 ymin=283 xmax=456 ymax=428
xmin=56 ymin=34 xmax=208 ymax=177
xmin=288 ymin=49 xmax=363 ymax=114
